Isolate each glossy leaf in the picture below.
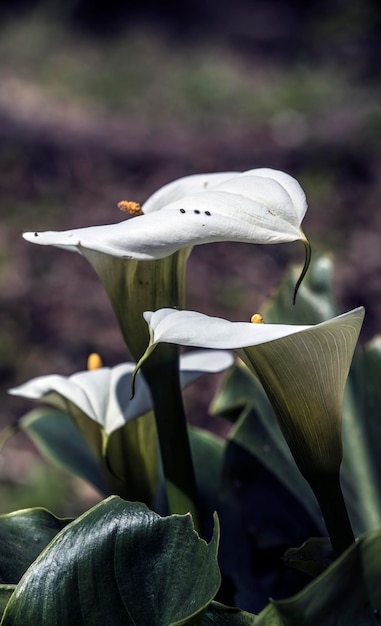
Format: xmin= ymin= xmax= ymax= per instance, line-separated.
xmin=2 ymin=498 xmax=221 ymax=626
xmin=0 ymin=508 xmax=68 ymax=584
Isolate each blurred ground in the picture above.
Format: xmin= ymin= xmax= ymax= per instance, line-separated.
xmin=0 ymin=0 xmax=380 ymax=512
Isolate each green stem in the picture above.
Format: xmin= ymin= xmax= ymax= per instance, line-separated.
xmin=308 ymin=471 xmax=355 ymax=556
xmin=140 ymin=343 xmax=200 ymax=528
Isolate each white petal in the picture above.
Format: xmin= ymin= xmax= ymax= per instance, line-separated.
xmin=144 ymin=309 xmax=311 ymax=349
xmin=9 ymin=351 xmax=233 ymax=435
xmin=23 ymin=168 xmax=307 ymax=260
xmin=244 ymin=168 xmax=307 ymax=221
xmin=23 ymin=191 xmax=302 ymax=261
xmin=8 ymin=373 xmax=102 ymax=422
xmin=163 ymin=190 xmax=302 ymax=239
xmin=211 ymin=174 xmax=301 ymax=226
xmin=141 ymin=172 xmax=238 ymax=213
xmin=22 ymin=231 xmax=81 ymax=254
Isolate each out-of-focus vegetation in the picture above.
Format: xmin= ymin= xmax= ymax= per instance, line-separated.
xmin=0 ymin=0 xmax=380 ymax=515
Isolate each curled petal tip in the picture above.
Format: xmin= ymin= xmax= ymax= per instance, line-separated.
xmin=293 ymin=236 xmax=312 ymax=305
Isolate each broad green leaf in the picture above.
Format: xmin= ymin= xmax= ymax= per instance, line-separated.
xmin=0 ymin=508 xmax=68 ymax=584
xmin=223 ymin=529 xmax=381 ymax=625
xmin=2 ymin=497 xmax=220 ymax=626
xmin=212 ymin=363 xmax=321 ymax=526
xmin=340 ymin=337 xmax=381 ymax=534
xmin=218 ymin=435 xmax=321 ymax=613
xmin=269 ymin=530 xmax=381 ymax=625
xmin=19 ymin=408 xmax=107 ymax=494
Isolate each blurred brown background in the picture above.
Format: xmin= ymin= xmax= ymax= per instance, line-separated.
xmin=0 ymin=0 xmax=380 ymax=513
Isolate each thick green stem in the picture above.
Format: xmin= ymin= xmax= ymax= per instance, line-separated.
xmin=140 ymin=343 xmax=200 ymax=527
xmin=308 ymin=471 xmax=355 ymax=556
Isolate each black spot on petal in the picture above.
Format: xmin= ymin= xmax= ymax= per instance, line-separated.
xmin=194 ymin=210 xmax=200 ymax=214
xmin=180 ymin=208 xmax=186 ymax=214
xmin=34 ymin=232 xmax=39 ymax=237
xmin=205 ymin=211 xmax=211 ymax=216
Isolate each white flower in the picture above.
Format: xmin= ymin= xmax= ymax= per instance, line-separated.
xmin=23 ymin=168 xmax=309 ymax=260
xmin=22 ymin=168 xmax=310 ymax=360
xmin=9 ymin=350 xmax=233 ymax=436
xmin=142 ymin=306 xmax=365 ymax=479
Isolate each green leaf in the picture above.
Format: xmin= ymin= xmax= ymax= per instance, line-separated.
xmin=0 ymin=587 xmax=16 ymax=620
xmin=209 ymin=361 xmax=260 ymax=421
xmin=284 ymin=537 xmax=335 ymax=577
xmin=0 ymin=508 xmax=68 ymax=584
xmin=201 ymin=601 xmax=258 ymax=624
xmin=211 ymin=366 xmax=323 ymax=611
xmin=361 ymin=337 xmax=381 ymax=490
xmin=2 ymin=498 xmax=221 ymax=626
xmin=213 ymin=529 xmax=381 ymax=625
xmin=19 ymin=408 xmax=107 ymax=494
xmin=190 ymin=426 xmax=225 ymax=501
xmin=213 ymin=363 xmax=321 ymax=526
xmin=263 ymin=253 xmax=336 ymax=325
xmin=339 ymin=336 xmax=381 ymax=534
xmin=218 ymin=435 xmax=321 ymax=613
xmin=270 ymin=529 xmax=381 ymax=625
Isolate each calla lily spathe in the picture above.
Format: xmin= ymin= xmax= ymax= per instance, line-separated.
xmin=9 ymin=350 xmax=233 ymax=436
xmin=9 ymin=350 xmax=233 ymax=505
xmin=23 ymin=168 xmax=309 ymax=259
xmin=22 ymin=168 xmax=310 ymax=360
xmin=142 ymin=306 xmax=365 ymax=552
xmin=142 ymin=307 xmax=364 ymax=479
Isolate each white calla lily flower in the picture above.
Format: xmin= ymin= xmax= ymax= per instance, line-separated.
xmin=22 ymin=168 xmax=310 ymax=360
xmin=9 ymin=350 xmax=233 ymax=436
xmin=142 ymin=306 xmax=364 ymax=478
xmin=23 ymin=168 xmax=308 ymax=259
xmin=143 ymin=308 xmax=311 ymax=349
xmin=142 ymin=305 xmax=365 ymax=553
